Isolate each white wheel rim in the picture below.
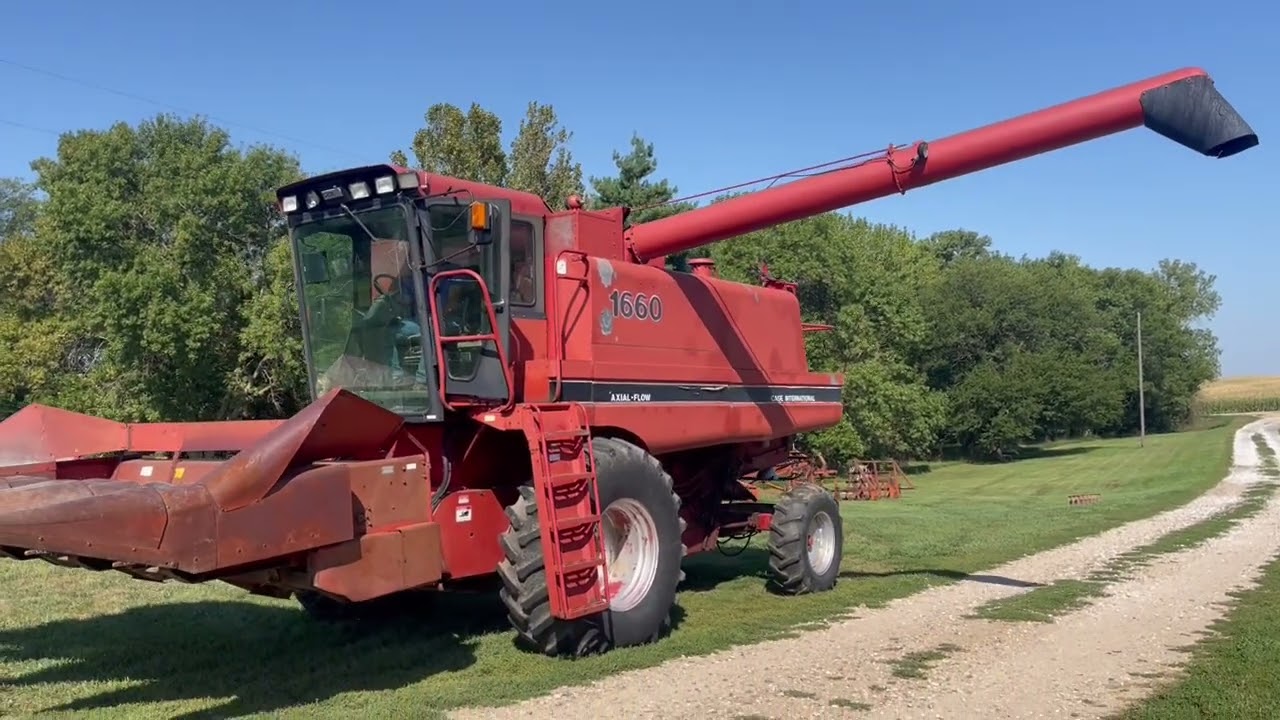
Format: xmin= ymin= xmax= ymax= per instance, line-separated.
xmin=806 ymin=510 xmax=836 ymax=575
xmin=601 ymin=498 xmax=661 ymax=612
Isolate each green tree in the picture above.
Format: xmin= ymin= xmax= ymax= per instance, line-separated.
xmin=0 ymin=175 xmax=61 ymax=419
xmin=915 ymin=239 xmax=1220 ymax=458
xmin=920 ymin=250 xmax=1121 ymax=456
xmin=1092 ymin=260 xmax=1221 ymax=434
xmin=588 ymin=134 xmax=698 ymax=269
xmin=17 ymin=114 xmax=302 ymax=422
xmin=921 ymin=228 xmax=992 ymax=265
xmin=0 ymin=177 xmax=41 ymax=241
xmin=507 ymin=101 xmax=585 ymax=209
xmin=391 ymin=103 xmax=507 ymax=186
xmin=0 ymin=231 xmax=70 ymax=419
xmin=231 ymin=235 xmax=310 ymax=419
xmin=710 ymin=212 xmax=947 ymax=463
xmin=391 ymin=100 xmax=585 ymax=209
xmin=945 ymin=352 xmax=1045 ymax=459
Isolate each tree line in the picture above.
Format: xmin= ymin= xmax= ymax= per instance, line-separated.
xmin=0 ymin=100 xmax=1222 ymax=462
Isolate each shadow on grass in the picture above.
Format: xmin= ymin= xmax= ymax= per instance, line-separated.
xmin=969 ymin=444 xmax=1100 ymax=465
xmin=917 ymin=442 xmax=1104 ymax=466
xmin=678 ymin=546 xmax=1044 ymax=594
xmin=1181 ymin=413 xmax=1236 ymax=430
xmin=0 ymin=590 xmax=514 ymax=719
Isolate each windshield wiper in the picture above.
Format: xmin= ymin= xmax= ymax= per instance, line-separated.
xmin=339 ymin=203 xmax=380 ymax=243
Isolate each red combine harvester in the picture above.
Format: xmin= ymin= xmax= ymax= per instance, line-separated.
xmin=0 ymin=68 xmax=1258 ymax=657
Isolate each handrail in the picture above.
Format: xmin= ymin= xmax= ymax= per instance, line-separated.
xmin=425 ymin=268 xmax=515 ymax=414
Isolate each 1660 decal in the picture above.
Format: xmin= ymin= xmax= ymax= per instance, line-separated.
xmin=609 ymin=289 xmax=663 ymax=322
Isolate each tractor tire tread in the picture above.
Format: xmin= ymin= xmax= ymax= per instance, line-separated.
xmin=497 ymin=435 xmax=684 ymax=657
xmin=766 ymin=483 xmax=843 ymax=596
xmin=497 ymin=486 xmax=570 ymax=653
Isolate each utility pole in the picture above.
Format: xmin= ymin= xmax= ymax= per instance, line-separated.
xmin=1137 ymin=310 xmax=1146 ymax=448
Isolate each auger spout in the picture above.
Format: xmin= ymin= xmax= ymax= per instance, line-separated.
xmin=624 ymin=67 xmax=1258 ymax=263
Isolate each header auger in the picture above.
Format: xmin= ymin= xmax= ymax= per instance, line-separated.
xmin=0 ymin=67 xmax=1257 ymax=658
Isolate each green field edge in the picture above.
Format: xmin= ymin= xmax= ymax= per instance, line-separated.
xmin=971 ymin=433 xmax=1280 ymax=624
xmin=1110 ymin=551 xmax=1280 ymax=718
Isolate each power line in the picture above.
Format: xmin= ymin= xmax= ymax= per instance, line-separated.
xmin=0 ymin=57 xmax=364 ymax=161
xmin=0 ymin=117 xmax=61 ymax=137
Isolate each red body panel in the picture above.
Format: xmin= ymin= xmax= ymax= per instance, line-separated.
xmin=497 ymin=228 xmax=843 ymax=455
xmin=555 ymin=255 xmax=841 ymax=453
xmin=415 ymin=171 xmax=552 ymax=218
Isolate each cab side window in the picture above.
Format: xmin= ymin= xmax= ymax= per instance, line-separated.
xmin=509 ymin=219 xmax=539 ymax=307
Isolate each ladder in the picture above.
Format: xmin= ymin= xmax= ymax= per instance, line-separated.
xmin=520 ymin=403 xmax=611 ymax=620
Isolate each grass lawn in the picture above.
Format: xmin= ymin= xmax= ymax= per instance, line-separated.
xmin=0 ymin=417 xmax=1246 ymax=719
xmin=972 ymin=432 xmax=1280 ymax=623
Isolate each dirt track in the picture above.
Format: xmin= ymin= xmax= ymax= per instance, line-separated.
xmin=450 ymin=417 xmax=1280 ymax=719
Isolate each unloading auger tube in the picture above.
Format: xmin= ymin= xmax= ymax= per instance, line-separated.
xmin=623 ymin=67 xmax=1258 ymax=263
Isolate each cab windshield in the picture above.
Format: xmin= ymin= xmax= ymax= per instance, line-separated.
xmin=293 ymin=205 xmax=432 ymax=416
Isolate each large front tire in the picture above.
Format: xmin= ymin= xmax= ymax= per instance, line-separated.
xmin=498 ymin=436 xmax=685 ymax=657
xmin=767 ymin=483 xmax=843 ymax=595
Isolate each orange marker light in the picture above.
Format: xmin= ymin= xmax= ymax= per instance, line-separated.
xmin=469 ymin=202 xmax=490 ymax=231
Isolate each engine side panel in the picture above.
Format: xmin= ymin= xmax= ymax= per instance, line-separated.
xmin=556 ymin=256 xmax=841 ymax=454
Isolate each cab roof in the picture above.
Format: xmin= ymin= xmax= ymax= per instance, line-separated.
xmin=276 ymin=164 xmax=555 ymax=218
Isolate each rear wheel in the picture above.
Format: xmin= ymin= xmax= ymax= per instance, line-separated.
xmin=767 ymin=483 xmax=843 ymax=594
xmin=498 ymin=436 xmax=685 ymax=657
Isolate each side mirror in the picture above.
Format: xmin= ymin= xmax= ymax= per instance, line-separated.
xmin=300 ymin=251 xmax=329 ymax=284
xmin=467 ymin=201 xmax=495 ymax=246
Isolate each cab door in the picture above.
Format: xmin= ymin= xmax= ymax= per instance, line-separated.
xmin=418 ymin=199 xmax=513 ymax=409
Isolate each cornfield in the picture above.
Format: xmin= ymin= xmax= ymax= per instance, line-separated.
xmin=1194 ymin=376 xmax=1280 ymax=414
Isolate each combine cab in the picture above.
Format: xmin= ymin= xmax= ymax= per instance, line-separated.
xmin=0 ymin=67 xmax=1258 ymax=658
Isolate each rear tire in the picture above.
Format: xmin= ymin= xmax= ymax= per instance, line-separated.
xmin=498 ymin=436 xmax=685 ymax=657
xmin=767 ymin=483 xmax=843 ymax=594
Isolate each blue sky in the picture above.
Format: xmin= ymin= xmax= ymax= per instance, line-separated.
xmin=1 ymin=1 xmax=1275 ymax=375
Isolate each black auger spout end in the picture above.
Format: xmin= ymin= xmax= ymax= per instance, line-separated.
xmin=1141 ymin=74 xmax=1259 ymax=158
